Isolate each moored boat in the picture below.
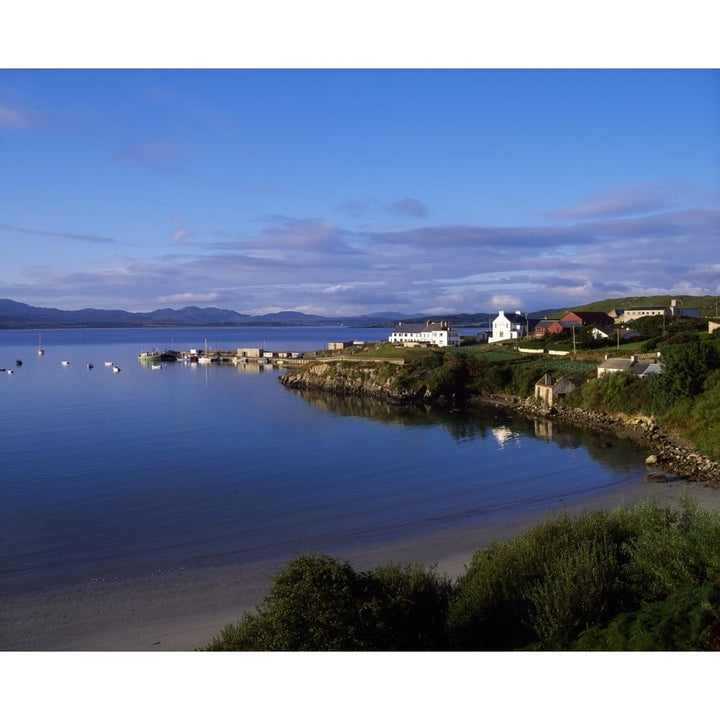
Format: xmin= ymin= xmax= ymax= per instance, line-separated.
xmin=138 ymin=348 xmax=161 ymax=361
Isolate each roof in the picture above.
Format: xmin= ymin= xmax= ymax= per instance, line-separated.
xmin=391 ymin=321 xmax=452 ymax=333
xmin=562 ymin=311 xmax=613 ymax=325
xmin=599 ymin=358 xmax=635 ymax=371
xmin=494 ymin=311 xmax=525 ymax=324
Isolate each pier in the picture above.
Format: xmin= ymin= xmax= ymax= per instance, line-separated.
xmin=138 ymin=346 xmax=313 ymax=367
xmin=137 ymin=341 xmax=404 ymax=368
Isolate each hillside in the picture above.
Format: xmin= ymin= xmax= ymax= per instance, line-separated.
xmin=571 ymin=295 xmax=719 ymax=316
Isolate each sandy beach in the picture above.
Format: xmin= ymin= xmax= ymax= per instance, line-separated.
xmin=2 ymin=477 xmax=719 ymax=652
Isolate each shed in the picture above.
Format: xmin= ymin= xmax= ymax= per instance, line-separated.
xmin=534 ymin=373 xmax=580 ymax=407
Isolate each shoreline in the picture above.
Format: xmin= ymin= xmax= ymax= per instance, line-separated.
xmin=3 ymin=477 xmax=719 ymax=652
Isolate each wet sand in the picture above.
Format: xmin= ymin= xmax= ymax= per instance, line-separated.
xmin=2 ymin=478 xmax=719 ymax=651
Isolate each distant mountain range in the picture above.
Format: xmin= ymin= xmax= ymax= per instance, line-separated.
xmin=3 ymin=295 xmax=714 ymax=329
xmin=0 ymin=299 xmax=499 ymax=329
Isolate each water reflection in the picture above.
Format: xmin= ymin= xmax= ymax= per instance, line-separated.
xmin=282 ymin=386 xmax=647 ymax=474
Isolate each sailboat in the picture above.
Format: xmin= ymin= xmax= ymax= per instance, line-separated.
xmin=197 ymin=338 xmax=212 ymax=364
xmin=37 ymin=332 xmax=44 ymax=355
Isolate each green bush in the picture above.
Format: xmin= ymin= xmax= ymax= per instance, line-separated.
xmin=574 ymin=583 xmax=720 ymax=650
xmin=624 ymin=498 xmax=720 ymax=602
xmin=649 ymin=339 xmax=720 ymax=413
xmin=564 ymin=372 xmax=651 ymax=415
xmin=204 ymin=554 xmax=452 ymax=650
xmin=683 ymin=370 xmax=720 ymax=462
xmin=448 ymin=510 xmax=633 ymax=649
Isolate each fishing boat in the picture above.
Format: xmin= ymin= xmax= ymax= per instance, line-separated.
xmin=61 ymin=360 xmax=70 ymax=366
xmin=138 ymin=348 xmax=161 ymax=362
xmin=37 ymin=333 xmax=44 ymax=356
xmin=104 ymin=361 xmax=114 ymax=367
xmin=87 ymin=363 xmax=94 ymax=369
xmin=112 ymin=365 xmax=121 ymax=373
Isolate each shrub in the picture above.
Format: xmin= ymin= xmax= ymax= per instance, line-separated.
xmin=204 ymin=554 xmax=452 ymax=651
xmin=448 ymin=510 xmax=633 ymax=649
xmin=624 ymin=497 xmax=720 ymax=602
xmin=563 ymin=372 xmax=651 ymax=415
xmin=574 ymin=583 xmax=720 ymax=650
xmin=649 ymin=339 xmax=720 ymax=413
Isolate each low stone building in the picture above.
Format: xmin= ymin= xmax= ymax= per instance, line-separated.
xmin=534 ymin=373 xmax=580 ymax=407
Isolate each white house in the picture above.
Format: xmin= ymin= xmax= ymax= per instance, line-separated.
xmin=388 ymin=320 xmax=460 ymax=347
xmin=489 ymin=310 xmax=527 ymax=344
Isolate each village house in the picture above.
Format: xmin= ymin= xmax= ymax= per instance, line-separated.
xmin=534 ymin=319 xmax=579 ymax=337
xmin=388 ymin=320 xmax=460 ymax=347
xmin=561 ymin=310 xmax=614 ymax=327
xmin=534 ymin=373 xmax=580 ymax=407
xmin=533 ymin=310 xmax=613 ymax=338
xmin=489 ymin=310 xmax=528 ymax=343
xmin=597 ymin=353 xmax=662 ymax=378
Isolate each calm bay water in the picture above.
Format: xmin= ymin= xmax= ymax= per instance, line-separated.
xmin=1 ymin=327 xmax=649 ymax=595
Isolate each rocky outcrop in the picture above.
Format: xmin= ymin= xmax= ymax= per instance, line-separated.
xmin=279 ymin=360 xmax=428 ymax=404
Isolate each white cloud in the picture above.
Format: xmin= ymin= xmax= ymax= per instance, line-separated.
xmin=0 ymin=101 xmax=33 ymax=128
xmin=491 ymin=294 xmax=523 ymax=311
xmin=156 ymin=292 xmax=220 ymax=304
xmin=4 ymin=186 xmax=718 ymax=315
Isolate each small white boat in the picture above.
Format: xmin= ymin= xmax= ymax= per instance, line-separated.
xmin=38 ymin=333 xmax=44 ymax=355
xmin=197 ymin=338 xmax=212 ymax=364
xmin=6 ymin=369 xmax=14 ymax=374
xmin=61 ymin=360 xmax=70 ymax=366
xmin=104 ymin=361 xmax=114 ymax=367
xmin=151 ymin=363 xmax=161 ymax=370
xmin=112 ymin=365 xmax=121 ymax=373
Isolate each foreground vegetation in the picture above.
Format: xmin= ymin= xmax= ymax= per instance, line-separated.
xmin=204 ymin=498 xmax=720 ymax=650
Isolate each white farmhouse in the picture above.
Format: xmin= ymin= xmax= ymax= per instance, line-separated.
xmin=489 ymin=310 xmax=527 ymax=344
xmin=388 ymin=320 xmax=460 ymax=347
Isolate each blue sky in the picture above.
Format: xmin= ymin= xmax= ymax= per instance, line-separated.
xmin=1 ymin=68 xmax=718 ymax=316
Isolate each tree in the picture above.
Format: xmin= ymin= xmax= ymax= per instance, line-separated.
xmin=204 ymin=554 xmax=452 ymax=650
xmin=650 ymin=339 xmax=720 ymax=412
